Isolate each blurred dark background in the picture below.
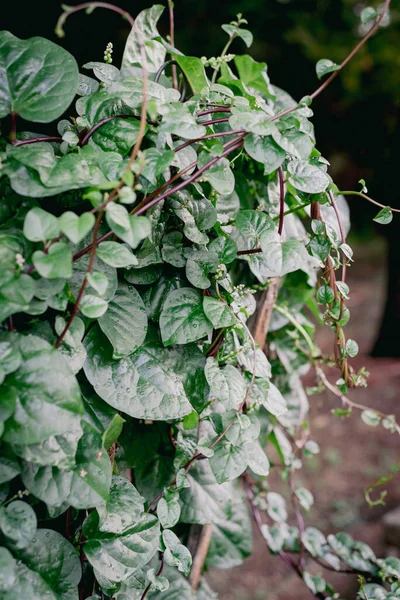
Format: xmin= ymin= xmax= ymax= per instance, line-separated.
xmin=2 ymin=0 xmax=400 ymax=353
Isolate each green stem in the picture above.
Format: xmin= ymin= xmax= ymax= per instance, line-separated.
xmin=274 ymin=304 xmax=319 ymax=358
xmin=339 ymin=190 xmax=400 ymax=213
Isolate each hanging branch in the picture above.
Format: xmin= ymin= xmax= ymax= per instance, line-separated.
xmin=55 ymin=2 xmax=135 ymax=37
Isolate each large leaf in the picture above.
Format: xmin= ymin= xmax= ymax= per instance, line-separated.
xmin=159 ymin=288 xmax=213 ymax=346
xmin=2 ymin=333 xmax=82 ymax=446
xmin=21 ymin=421 xmax=112 ymax=509
xmin=97 ymin=475 xmax=145 ymax=535
xmin=98 ymin=282 xmax=148 ymax=358
xmin=244 ymin=133 xmax=286 ymax=174
xmin=205 ymin=357 xmax=246 ymax=409
xmin=180 ymin=461 xmax=233 ymax=525
xmin=287 ymin=160 xmax=330 ymax=194
xmin=0 ymin=530 xmax=81 ymax=600
xmin=121 ymin=6 xmax=166 ymax=74
xmin=206 ymin=485 xmax=252 ymax=569
xmin=260 ymin=231 xmax=309 ymax=277
xmin=0 ymin=32 xmax=78 ymax=122
xmin=84 ymin=326 xmax=194 ymax=420
xmin=0 ymin=500 xmax=37 ymax=550
xmin=173 ymin=55 xmax=208 ymax=94
xmin=84 ymin=511 xmax=160 ymax=583
xmin=5 ymin=144 xmax=107 ymax=198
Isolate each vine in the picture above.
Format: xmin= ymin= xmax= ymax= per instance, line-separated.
xmin=0 ymin=3 xmax=399 ymax=600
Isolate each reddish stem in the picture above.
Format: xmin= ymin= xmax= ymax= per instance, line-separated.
xmin=278 ymin=167 xmax=285 ymax=235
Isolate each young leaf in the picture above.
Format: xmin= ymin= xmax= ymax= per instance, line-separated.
xmin=315 ymin=59 xmax=340 ymax=80
xmin=23 ymin=208 xmax=60 ymax=242
xmin=32 ymin=243 xmax=72 ymax=279
xmin=59 ymin=211 xmax=95 ymax=244
xmin=373 ymin=206 xmax=393 ymax=225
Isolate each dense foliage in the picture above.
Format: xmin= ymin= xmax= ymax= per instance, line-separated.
xmin=0 ymin=3 xmax=399 ymax=599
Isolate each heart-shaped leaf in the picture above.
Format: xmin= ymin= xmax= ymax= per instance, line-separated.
xmin=0 ymin=32 xmax=78 ymax=122
xmin=59 ymin=211 xmax=95 ymax=244
xmin=32 ymin=243 xmax=72 ymax=279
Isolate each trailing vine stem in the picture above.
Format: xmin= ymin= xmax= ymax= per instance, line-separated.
xmin=140 ymin=554 xmax=165 ymax=600
xmin=54 ymin=211 xmax=104 ymax=348
xmin=55 ymin=2 xmax=135 ymax=37
xmin=339 ymin=189 xmax=400 ymax=213
xmin=167 ymin=0 xmax=178 ymax=91
xmin=278 ymin=166 xmax=285 ymax=235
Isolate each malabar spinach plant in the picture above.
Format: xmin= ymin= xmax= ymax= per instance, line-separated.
xmin=0 ymin=2 xmax=399 ymax=599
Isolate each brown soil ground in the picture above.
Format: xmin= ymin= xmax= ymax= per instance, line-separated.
xmin=207 ymin=238 xmax=400 ymax=600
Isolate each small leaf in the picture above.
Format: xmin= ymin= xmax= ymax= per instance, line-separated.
xmin=23 ymin=208 xmax=60 ymax=242
xmin=102 ymin=414 xmax=125 ymax=450
xmin=157 ymin=497 xmax=181 ymax=529
xmin=59 ymin=211 xmax=95 ymax=244
xmin=373 ymin=206 xmax=393 ymax=225
xmin=361 ymin=7 xmax=379 ymax=24
xmin=0 ymin=501 xmax=37 ymax=549
xmin=87 ymin=272 xmax=109 ymax=296
xmin=316 ymin=59 xmax=340 ymax=80
xmin=80 ymin=294 xmax=108 ymax=318
xmin=162 ymin=529 xmax=192 ymax=575
xmin=345 ymin=339 xmax=359 ymax=358
xmin=361 ymin=410 xmax=381 ymax=427
xmin=203 ymin=296 xmax=236 ymax=328
xmin=97 ymin=242 xmax=138 ymax=268
xmin=295 ymin=488 xmax=314 ymax=511
xmin=32 ymin=243 xmax=72 ymax=279
xmin=316 ymin=285 xmax=334 ymax=304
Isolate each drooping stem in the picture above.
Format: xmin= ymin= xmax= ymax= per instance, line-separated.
xmin=56 ymin=2 xmax=135 ymax=37
xmin=167 ymin=0 xmax=179 ymax=90
xmin=11 ymin=136 xmax=62 ymax=147
xmin=140 ymin=555 xmax=164 ymax=600
xmin=278 ymin=166 xmax=285 ymax=235
xmin=339 ymin=189 xmax=400 ymax=213
xmin=54 ymin=211 xmax=103 ymax=348
xmin=274 ymin=304 xmax=319 ymax=358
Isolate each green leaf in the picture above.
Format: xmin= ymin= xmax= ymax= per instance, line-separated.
xmin=22 ymin=421 xmax=112 ymax=509
xmin=0 ymin=501 xmax=37 ymax=549
xmin=209 ymin=236 xmax=238 ymax=265
xmin=142 ymin=148 xmax=175 ymax=185
xmin=288 ymin=160 xmax=330 ymax=193
xmin=2 ymin=333 xmax=82 ymax=446
xmin=160 ymin=288 xmax=213 ymax=346
xmin=83 ymin=61 xmax=120 ymax=84
xmin=315 ymin=59 xmax=340 ymax=80
xmin=1 ymin=529 xmax=81 ymax=600
xmin=262 ymin=381 xmax=287 ymax=417
xmin=267 ymin=492 xmax=288 ymax=522
xmin=83 ymin=325 xmax=194 ymax=420
xmin=229 ymin=106 xmax=276 ymax=135
xmin=373 ymin=206 xmax=393 ymax=225
xmin=93 ymin=118 xmax=144 ymax=156
xmin=11 ymin=424 xmax=83 ymax=470
xmin=185 ymin=249 xmax=219 ymax=289
xmin=361 ymin=410 xmax=381 ymax=427
xmin=162 ymin=529 xmax=192 ymax=575
xmin=316 ymin=285 xmax=334 ymax=304
xmin=206 ymin=486 xmax=252 ymax=569
xmin=98 ymin=282 xmax=147 ymax=358
xmin=102 ymin=414 xmax=125 ymax=450
xmin=121 ymin=5 xmax=166 ymax=73
xmin=222 ymin=24 xmax=253 ymax=47
xmin=234 ymin=54 xmax=274 ymax=98
xmin=159 ymin=102 xmax=204 ymax=139
xmin=87 ymin=272 xmax=109 ymax=297
xmin=203 ymin=296 xmax=236 ymax=328
xmin=80 ymin=294 xmax=108 ymax=318
xmin=295 ymin=487 xmax=314 ymax=511
xmin=173 ymin=55 xmax=208 ymax=94
xmin=0 ymin=340 xmax=21 ymax=385
xmin=198 ymin=154 xmax=235 ymax=196
xmin=0 ymin=32 xmax=78 ymax=122
xmin=361 ymin=7 xmax=379 ymax=24
xmin=97 ymin=241 xmax=138 ymax=268
xmin=106 ymin=204 xmax=151 ymax=248
xmin=205 ymin=357 xmax=246 ymax=409
xmin=260 ymin=231 xmax=309 ymax=277
xmin=32 ymin=243 xmax=72 ymax=279
xmin=0 ymin=273 xmax=36 ymax=322
xmin=84 ymin=512 xmax=160 ymax=583
xmin=5 ymin=143 xmax=107 ymax=198
xmin=210 ymin=441 xmax=248 ymax=483
xmin=345 ymin=339 xmax=359 ymax=358
xmin=59 ymin=211 xmax=95 ymax=244
xmin=309 ymin=235 xmax=331 ymax=263
xmin=236 ymin=209 xmax=274 ymax=242
xmin=244 ymin=133 xmax=286 ymax=175
xmin=169 ymin=191 xmax=217 ymax=245
xmin=157 ymin=497 xmax=181 ymax=529
xmin=96 ymin=475 xmax=145 ymax=534
xmin=23 ymin=208 xmax=60 ymax=242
